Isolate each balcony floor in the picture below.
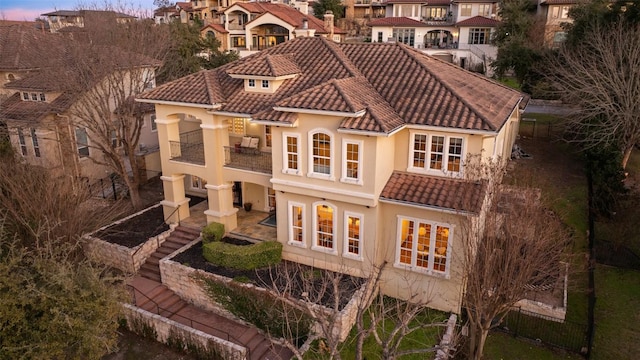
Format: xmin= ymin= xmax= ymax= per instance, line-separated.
xmin=181 ymin=200 xmax=277 ymax=242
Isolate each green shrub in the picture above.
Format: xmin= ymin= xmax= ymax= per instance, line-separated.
xmin=202 ymin=222 xmax=225 ymax=244
xmin=202 ymin=241 xmax=282 ymax=270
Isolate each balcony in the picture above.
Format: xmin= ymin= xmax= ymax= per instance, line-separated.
xmin=224 ymin=146 xmax=272 ymax=174
xmin=169 ymin=129 xmax=205 ymax=165
xmin=421 ymin=16 xmax=455 ymax=26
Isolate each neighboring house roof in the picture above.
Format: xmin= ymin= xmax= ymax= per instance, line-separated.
xmin=384 ymin=0 xmax=428 ymax=4
xmin=369 ymin=17 xmax=429 ymax=27
xmin=231 ymin=2 xmax=346 ymax=35
xmin=456 ymin=16 xmax=500 ymax=27
xmin=0 ymin=92 xmax=76 ymax=124
xmin=380 ymin=171 xmax=487 ymax=214
xmin=541 ymin=0 xmax=578 ymax=4
xmin=226 ymin=54 xmax=301 ymax=77
xmin=0 ymin=23 xmax=58 ymax=71
xmin=139 ymin=37 xmax=523 ymax=134
xmin=154 ymin=6 xmax=178 ymax=16
xmin=176 ymin=2 xmax=193 ymax=11
xmin=201 ymin=23 xmax=229 ymax=34
xmin=425 ymin=0 xmax=453 ymax=5
xmin=41 ymin=9 xmax=136 ymax=18
xmin=451 ymin=0 xmax=496 ymax=3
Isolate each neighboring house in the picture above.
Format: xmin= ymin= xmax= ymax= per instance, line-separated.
xmin=41 ymin=10 xmax=136 ymax=33
xmin=537 ymin=0 xmax=577 ymax=48
xmin=200 ymin=23 xmax=230 ymax=51
xmin=223 ymin=2 xmax=346 ymax=56
xmin=0 ymin=28 xmax=160 ymax=189
xmin=370 ymin=0 xmax=499 ymax=74
xmin=154 ymin=6 xmax=181 ymax=24
xmin=137 ymin=37 xmax=524 ymax=313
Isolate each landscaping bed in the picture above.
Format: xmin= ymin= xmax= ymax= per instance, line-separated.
xmin=94 ymin=205 xmax=169 ymax=248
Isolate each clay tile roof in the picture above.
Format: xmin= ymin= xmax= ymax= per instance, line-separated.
xmin=541 ymin=0 xmax=578 ymax=4
xmin=426 ymin=0 xmax=451 ymax=5
xmin=385 ymin=0 xmax=428 ymax=4
xmin=139 ymin=37 xmax=523 ymax=134
xmin=381 ymin=171 xmax=487 ymax=213
xmin=176 ymin=2 xmax=192 ymax=10
xmin=456 ymin=16 xmax=501 ymax=27
xmin=369 ymin=17 xmax=428 ymax=27
xmin=201 ymin=23 xmax=228 ymax=34
xmin=234 ymin=2 xmax=346 ymax=34
xmin=226 ymin=54 xmax=300 ymax=77
xmin=0 ymin=23 xmax=57 ymax=71
xmin=0 ymin=92 xmax=76 ymax=124
xmin=252 ymin=108 xmax=298 ymax=124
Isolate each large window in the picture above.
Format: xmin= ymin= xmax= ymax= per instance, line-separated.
xmin=310 ymin=131 xmax=332 ymax=177
xmin=288 ymin=202 xmax=305 ymax=246
xmin=478 ymin=4 xmax=491 ymax=16
xmin=410 ymin=132 xmax=464 ymax=175
xmin=17 ymin=128 xmax=27 ymax=156
xmin=393 ymin=28 xmax=415 ymax=46
xmin=426 ymin=7 xmax=448 ymax=19
xmin=264 ymin=125 xmax=272 ymax=147
xmin=396 ymin=217 xmax=451 ymax=275
xmin=344 ymin=212 xmax=363 ymax=260
xmin=460 ymin=4 xmax=472 ymax=16
xmin=29 ymin=128 xmax=40 ymax=157
xmin=551 ymin=6 xmax=570 ymax=19
xmin=75 ymin=127 xmax=89 ymax=158
xmin=342 ymin=140 xmax=362 ymax=183
xmin=469 ymin=28 xmax=491 ymax=44
xmin=150 ymin=114 xmax=157 ymax=131
xmin=283 ymin=133 xmax=300 ymax=175
xmin=313 ymin=203 xmax=336 ymax=253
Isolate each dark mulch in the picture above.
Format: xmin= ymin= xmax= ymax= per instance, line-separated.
xmin=172 ymin=240 xmax=365 ymax=310
xmin=94 ymin=206 xmax=169 ymax=248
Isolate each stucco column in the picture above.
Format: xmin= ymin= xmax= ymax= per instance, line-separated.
xmin=204 ymin=183 xmax=238 ymax=230
xmin=200 ymin=121 xmax=237 ymax=230
xmin=160 ymin=174 xmax=190 ymax=224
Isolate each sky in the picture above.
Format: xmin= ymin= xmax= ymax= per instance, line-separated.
xmin=0 ymin=0 xmax=156 ymax=21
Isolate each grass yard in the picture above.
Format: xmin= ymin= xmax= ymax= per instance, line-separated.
xmin=591 ymin=265 xmax=640 ymax=360
xmin=484 ymin=332 xmax=578 ymax=360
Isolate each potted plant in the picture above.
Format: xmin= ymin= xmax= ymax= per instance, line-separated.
xmin=243 ymin=202 xmax=253 ymax=211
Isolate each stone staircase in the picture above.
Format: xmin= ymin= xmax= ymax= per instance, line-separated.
xmin=138 ymin=225 xmax=200 ymax=282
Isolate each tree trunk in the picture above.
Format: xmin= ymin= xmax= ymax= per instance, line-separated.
xmin=468 ymin=322 xmax=490 ymax=360
xmin=128 ymin=185 xmax=143 ymax=210
xmin=622 ymin=145 xmax=634 ymax=170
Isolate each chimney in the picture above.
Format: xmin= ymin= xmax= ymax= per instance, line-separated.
xmin=324 ymin=10 xmax=334 ymax=38
xmin=302 ymin=17 xmax=308 ymax=29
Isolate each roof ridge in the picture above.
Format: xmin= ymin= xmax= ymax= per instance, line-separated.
xmin=265 ymin=55 xmax=277 ymax=77
xmin=397 ymin=44 xmax=496 ymax=131
xmin=332 ymin=77 xmax=359 ymax=113
xmin=319 ymin=37 xmax=360 ymax=78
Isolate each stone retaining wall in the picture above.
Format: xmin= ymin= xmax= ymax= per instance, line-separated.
xmin=83 ymin=204 xmax=175 ymax=273
xmin=160 ymin=239 xmax=367 ymax=343
xmin=122 ymin=303 xmax=246 ymax=360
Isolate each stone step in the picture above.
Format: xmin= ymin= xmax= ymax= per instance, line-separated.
xmin=159 ymin=298 xmax=188 ymax=318
xmin=145 ymin=256 xmax=160 ymax=266
xmin=156 ymin=246 xmax=175 ymax=255
xmin=249 ymin=339 xmax=272 ymax=360
xmin=176 ymin=226 xmax=201 ymax=237
xmin=138 ymin=268 xmax=161 ymax=282
xmin=140 ymin=262 xmax=160 ymax=274
xmin=162 ymin=240 xmax=185 ymax=250
xmin=238 ymin=327 xmax=259 ymax=344
xmin=136 ymin=285 xmax=168 ymax=309
xmin=152 ymin=287 xmax=177 ymax=305
xmin=246 ymin=334 xmax=267 ymax=358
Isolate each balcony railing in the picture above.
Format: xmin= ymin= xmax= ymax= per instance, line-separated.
xmin=421 ymin=16 xmax=455 ymax=26
xmin=169 ymin=129 xmax=205 ymax=165
xmin=224 ymin=146 xmax=272 ymax=174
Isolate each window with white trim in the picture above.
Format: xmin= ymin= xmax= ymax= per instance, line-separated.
xmin=288 ymin=202 xmax=305 ymax=246
xmin=22 ymin=92 xmax=29 ymax=101
xmin=469 ymin=28 xmax=491 ymax=44
xmin=310 ymin=131 xmax=332 ymax=177
xmin=248 ymin=79 xmax=256 ymax=88
xmin=344 ymin=212 xmax=363 ymax=259
xmin=410 ymin=132 xmax=464 ymax=175
xmin=396 ymin=217 xmax=451 ymax=274
xmin=460 ymin=4 xmax=472 ymax=16
xmin=150 ymin=114 xmax=157 ymax=131
xmin=478 ymin=4 xmax=491 ymax=16
xmin=228 ymin=118 xmax=246 ymax=136
xmin=29 ymin=128 xmax=40 ymax=157
xmin=261 ymin=80 xmax=269 ymax=89
xmin=267 ymin=187 xmax=276 ymax=209
xmin=75 ymin=127 xmax=90 ymax=158
xmin=191 ymin=175 xmax=207 ymax=190
xmin=17 ymin=128 xmax=27 ymax=156
xmin=283 ymin=133 xmax=300 ymax=174
xmin=342 ymin=140 xmax=362 ymax=183
xmin=31 ymin=93 xmax=37 ymax=101
xmin=313 ymin=202 xmax=336 ymax=253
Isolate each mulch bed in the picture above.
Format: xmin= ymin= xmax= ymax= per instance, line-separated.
xmin=94 ymin=206 xmax=169 ymax=248
xmin=172 ymin=239 xmax=365 ymax=310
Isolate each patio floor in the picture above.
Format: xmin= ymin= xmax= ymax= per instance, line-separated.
xmin=180 ymin=200 xmax=277 ymax=242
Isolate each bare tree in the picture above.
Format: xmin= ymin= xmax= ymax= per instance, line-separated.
xmin=54 ymin=7 xmax=170 ymax=209
xmin=460 ymin=183 xmax=569 ymax=360
xmin=545 ymin=20 xmax=640 ymax=168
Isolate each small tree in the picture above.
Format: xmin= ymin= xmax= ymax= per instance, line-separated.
xmin=461 ymin=184 xmax=568 ymax=360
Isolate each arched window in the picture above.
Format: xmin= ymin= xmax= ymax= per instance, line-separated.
xmin=206 ymin=30 xmax=215 ymax=40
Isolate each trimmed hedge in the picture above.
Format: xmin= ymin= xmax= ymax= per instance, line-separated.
xmin=202 ymin=222 xmax=225 ymax=244
xmin=202 ymin=241 xmax=282 ymax=270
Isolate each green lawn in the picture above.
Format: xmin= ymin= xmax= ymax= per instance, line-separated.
xmin=591 ymin=265 xmax=640 ymax=360
xmin=484 ymin=332 xmax=579 ymax=360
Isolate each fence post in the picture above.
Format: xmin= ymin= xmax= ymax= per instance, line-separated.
xmin=514 ymin=308 xmax=521 ymax=338
xmin=110 ymin=174 xmax=117 ymax=201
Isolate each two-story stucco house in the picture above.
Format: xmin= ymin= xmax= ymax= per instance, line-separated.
xmin=537 ymin=0 xmax=577 ymax=48
xmin=370 ymin=0 xmax=500 ymax=73
xmin=137 ymin=37 xmax=523 ymax=313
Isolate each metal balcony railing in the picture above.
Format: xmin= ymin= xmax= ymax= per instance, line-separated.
xmin=224 ymin=146 xmax=272 ymax=174
xmin=169 ymin=129 xmax=205 ymax=165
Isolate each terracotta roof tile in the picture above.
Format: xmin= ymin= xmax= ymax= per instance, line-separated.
xmin=369 ymin=17 xmax=428 ymax=27
xmin=380 ymin=171 xmax=487 ymax=213
xmin=425 ymin=0 xmax=452 ymax=5
xmin=456 ymin=16 xmax=501 ymax=27
xmin=139 ymin=37 xmax=523 ymax=134
xmin=201 ymin=23 xmax=229 ymax=34
xmin=226 ymin=54 xmax=301 ymax=77
xmin=234 ymin=3 xmax=345 ymax=34
xmin=0 ymin=23 xmax=58 ymax=71
xmin=0 ymin=92 xmax=76 ymax=124
xmin=541 ymin=0 xmax=578 ymax=4
xmin=385 ymin=0 xmax=429 ymax=4
xmin=252 ymin=108 xmax=298 ymax=124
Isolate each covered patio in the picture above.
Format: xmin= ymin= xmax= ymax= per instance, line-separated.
xmin=180 ymin=199 xmax=277 ymax=242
